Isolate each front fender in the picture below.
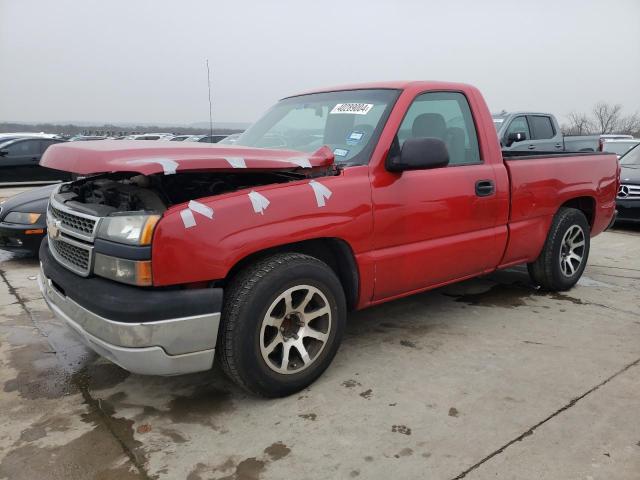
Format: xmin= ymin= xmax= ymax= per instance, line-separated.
xmin=151 ymin=166 xmax=373 ymax=286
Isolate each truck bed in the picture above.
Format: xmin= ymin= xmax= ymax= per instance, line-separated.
xmin=498 ymin=151 xmax=618 ymax=267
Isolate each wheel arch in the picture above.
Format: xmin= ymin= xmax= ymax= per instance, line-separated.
xmin=560 ymin=196 xmax=596 ymax=228
xmin=224 ymin=238 xmax=360 ymax=311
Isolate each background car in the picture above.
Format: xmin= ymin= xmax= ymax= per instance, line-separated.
xmin=616 ymin=143 xmax=640 ymax=223
xmin=169 ymin=135 xmax=192 ymax=141
xmin=183 ymin=135 xmax=206 ymax=142
xmin=565 ymin=134 xmax=633 ymax=152
xmin=0 ymin=132 xmax=61 ymax=141
xmin=0 ymin=137 xmax=70 ymax=183
xmin=0 ymin=184 xmax=55 ymax=255
xmin=68 ymin=135 xmax=108 ymax=141
xmin=197 ymin=134 xmax=228 ymax=143
xmin=602 ymin=138 xmax=640 ymax=158
xmin=130 ymin=133 xmax=174 ymax=140
xmin=493 ymin=112 xmax=564 ymax=151
xmin=217 ymin=133 xmax=241 ymax=144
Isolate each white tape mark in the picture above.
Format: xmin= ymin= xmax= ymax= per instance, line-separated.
xmin=289 ymin=157 xmax=312 ymax=168
xmin=180 ymin=200 xmax=214 ymax=229
xmin=225 ymin=157 xmax=246 ymax=168
xmin=129 ymin=158 xmax=179 ymax=175
xmin=180 ymin=209 xmax=196 ymax=228
xmin=188 ymin=200 xmax=214 ymax=219
xmin=309 ymin=180 xmax=332 ymax=207
xmin=248 ymin=190 xmax=270 ymax=215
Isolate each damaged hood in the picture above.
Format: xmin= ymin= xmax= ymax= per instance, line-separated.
xmin=40 ymin=141 xmax=335 ymax=175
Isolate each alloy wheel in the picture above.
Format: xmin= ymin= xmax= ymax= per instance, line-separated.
xmin=259 ymin=285 xmax=332 ymax=374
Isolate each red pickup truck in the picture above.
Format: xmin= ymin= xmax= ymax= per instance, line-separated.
xmin=38 ymin=81 xmax=618 ymax=397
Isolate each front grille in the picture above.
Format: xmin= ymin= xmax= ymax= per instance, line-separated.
xmin=50 ymin=204 xmax=97 ymax=236
xmin=50 ymin=237 xmax=91 ymax=275
xmin=618 ymin=184 xmax=640 ymax=200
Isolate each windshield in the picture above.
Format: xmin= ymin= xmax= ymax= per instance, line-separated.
xmin=604 ymin=141 xmax=639 ymax=156
xmin=620 ymin=143 xmax=640 ymax=166
xmin=234 ymin=89 xmax=400 ymax=164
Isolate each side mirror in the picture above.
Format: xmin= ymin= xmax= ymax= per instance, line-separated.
xmin=506 ymin=131 xmax=527 ymax=146
xmin=387 ymin=137 xmax=449 ymax=172
xmin=0 ymin=149 xmax=8 ymax=157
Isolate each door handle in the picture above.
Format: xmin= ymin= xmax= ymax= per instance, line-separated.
xmin=527 ymin=145 xmax=536 ymax=150
xmin=475 ymin=180 xmax=495 ymax=197
xmin=555 ymin=143 xmax=562 ymax=148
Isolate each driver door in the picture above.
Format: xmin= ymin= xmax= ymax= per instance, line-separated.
xmin=371 ymin=91 xmax=504 ymax=301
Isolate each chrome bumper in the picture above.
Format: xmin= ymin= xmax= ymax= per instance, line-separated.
xmin=38 ymin=268 xmax=220 ymax=376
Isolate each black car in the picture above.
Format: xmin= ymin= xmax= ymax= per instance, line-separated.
xmin=616 ymin=143 xmax=640 ymax=224
xmin=197 ymin=134 xmax=228 ymax=143
xmin=0 ymin=185 xmax=55 ymax=255
xmin=0 ymin=137 xmax=70 ymax=183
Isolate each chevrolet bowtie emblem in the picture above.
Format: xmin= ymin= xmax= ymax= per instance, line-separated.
xmin=48 ymin=218 xmax=62 ymax=239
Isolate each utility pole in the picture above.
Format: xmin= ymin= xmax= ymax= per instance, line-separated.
xmin=206 ymin=59 xmax=214 ymax=140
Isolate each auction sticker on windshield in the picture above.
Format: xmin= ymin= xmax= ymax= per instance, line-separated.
xmin=346 ymin=131 xmax=365 ymax=145
xmin=330 ymin=103 xmax=373 ymax=115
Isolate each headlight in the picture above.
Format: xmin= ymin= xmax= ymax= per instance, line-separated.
xmin=97 ymin=214 xmax=159 ymax=245
xmin=94 ymin=253 xmax=152 ymax=286
xmin=4 ymin=212 xmax=41 ymax=225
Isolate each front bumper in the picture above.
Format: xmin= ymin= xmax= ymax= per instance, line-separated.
xmin=38 ymin=239 xmax=223 ymax=376
xmin=615 ymin=199 xmax=640 ymax=223
xmin=0 ymin=222 xmax=45 ymax=253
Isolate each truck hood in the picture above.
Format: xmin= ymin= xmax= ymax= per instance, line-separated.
xmin=40 ymin=141 xmax=335 ymax=176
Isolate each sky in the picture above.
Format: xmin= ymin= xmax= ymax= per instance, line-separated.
xmin=1 ymin=0 xmax=639 ymax=126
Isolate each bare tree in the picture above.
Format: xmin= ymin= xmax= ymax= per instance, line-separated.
xmin=617 ymin=112 xmax=640 ymax=136
xmin=562 ymin=111 xmax=593 ymax=135
xmin=591 ymin=102 xmax=623 ymax=134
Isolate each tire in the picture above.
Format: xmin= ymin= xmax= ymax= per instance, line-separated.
xmin=527 ymin=207 xmax=590 ymax=291
xmin=218 ymin=252 xmax=346 ymax=397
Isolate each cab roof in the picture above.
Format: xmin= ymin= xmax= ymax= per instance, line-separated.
xmin=286 ymin=80 xmax=476 ymax=99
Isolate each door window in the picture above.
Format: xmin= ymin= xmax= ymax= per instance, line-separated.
xmin=505 ymin=116 xmax=530 ymax=140
xmin=397 ymin=92 xmax=481 ymax=165
xmin=5 ymin=139 xmax=40 ymax=156
xmin=529 ymin=116 xmax=555 ymax=139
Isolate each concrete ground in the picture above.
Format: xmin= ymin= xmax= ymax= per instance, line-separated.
xmin=0 ymin=202 xmax=639 ymax=478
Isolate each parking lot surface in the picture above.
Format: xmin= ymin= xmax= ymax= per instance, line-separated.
xmin=0 ymin=206 xmax=639 ymax=478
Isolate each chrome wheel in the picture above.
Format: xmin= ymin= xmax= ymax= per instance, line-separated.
xmin=259 ymin=285 xmax=332 ymax=374
xmin=559 ymin=225 xmax=585 ymax=277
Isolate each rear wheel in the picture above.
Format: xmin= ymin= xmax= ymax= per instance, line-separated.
xmin=527 ymin=207 xmax=590 ymax=291
xmin=218 ymin=253 xmax=346 ymax=397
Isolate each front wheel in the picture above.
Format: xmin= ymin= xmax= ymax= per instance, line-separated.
xmin=218 ymin=253 xmax=346 ymax=397
xmin=527 ymin=207 xmax=590 ymax=291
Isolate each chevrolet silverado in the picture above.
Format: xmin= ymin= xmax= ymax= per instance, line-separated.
xmin=37 ymin=81 xmax=618 ymax=397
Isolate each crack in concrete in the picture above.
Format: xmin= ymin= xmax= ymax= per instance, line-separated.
xmin=0 ymin=267 xmax=152 ymax=480
xmin=605 ymin=230 xmax=640 ymax=238
xmin=450 ymin=356 xmax=640 ymax=480
xmin=77 ymin=383 xmax=153 ymax=480
xmin=592 ymin=272 xmax=640 ymax=281
xmin=590 ymin=264 xmax=640 ymax=273
xmin=572 ymin=298 xmax=640 ymax=319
